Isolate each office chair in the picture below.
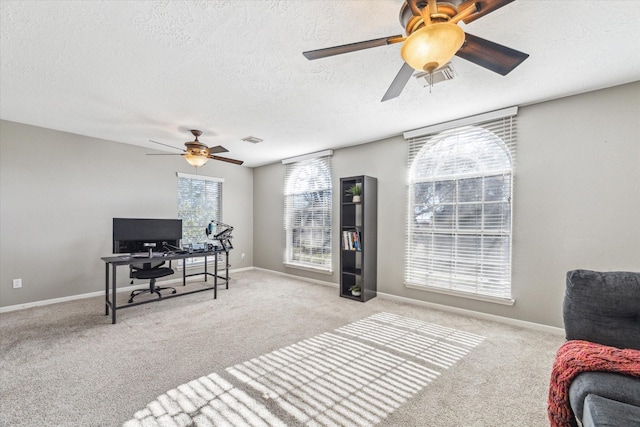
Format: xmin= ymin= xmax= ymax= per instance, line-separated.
xmin=128 ymin=260 xmax=176 ymax=303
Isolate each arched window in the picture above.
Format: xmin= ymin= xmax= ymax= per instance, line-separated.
xmin=284 ymin=154 xmax=332 ymax=271
xmin=406 ymin=115 xmax=516 ymax=302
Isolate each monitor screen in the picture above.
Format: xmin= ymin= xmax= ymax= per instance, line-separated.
xmin=112 ymin=218 xmax=182 ymax=253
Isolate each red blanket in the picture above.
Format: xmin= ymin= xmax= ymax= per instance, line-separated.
xmin=548 ymin=340 xmax=640 ymax=427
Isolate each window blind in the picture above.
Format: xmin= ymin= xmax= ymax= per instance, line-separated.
xmin=405 ymin=111 xmax=517 ymax=302
xmin=283 ymin=155 xmax=332 ymax=271
xmin=177 ymin=173 xmax=223 ymax=247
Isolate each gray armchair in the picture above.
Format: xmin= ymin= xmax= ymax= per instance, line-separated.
xmin=549 ymin=270 xmax=640 ymax=427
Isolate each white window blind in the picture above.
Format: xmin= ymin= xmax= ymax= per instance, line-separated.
xmin=283 ymin=155 xmax=332 ymax=271
xmin=405 ymin=111 xmax=517 ymax=302
xmin=177 ymin=173 xmax=223 ymax=247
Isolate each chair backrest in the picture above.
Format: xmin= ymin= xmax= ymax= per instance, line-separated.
xmin=130 ymin=260 xmax=173 ymax=280
xmin=563 ymin=269 xmax=640 ymax=350
xmin=132 ymin=260 xmax=166 ymax=271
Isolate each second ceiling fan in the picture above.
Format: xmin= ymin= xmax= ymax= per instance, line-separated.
xmin=148 ymin=129 xmax=244 ymax=168
xmin=303 ymin=0 xmax=529 ymax=101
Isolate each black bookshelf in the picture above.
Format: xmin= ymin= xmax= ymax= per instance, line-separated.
xmin=340 ymin=175 xmax=377 ymax=301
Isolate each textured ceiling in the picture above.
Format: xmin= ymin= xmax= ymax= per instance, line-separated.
xmin=1 ymin=1 xmax=639 ymax=167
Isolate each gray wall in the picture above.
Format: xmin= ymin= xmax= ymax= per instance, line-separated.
xmin=0 ymin=121 xmax=253 ymax=307
xmin=253 ymin=81 xmax=640 ymax=328
xmin=2 ymin=82 xmax=638 ymax=326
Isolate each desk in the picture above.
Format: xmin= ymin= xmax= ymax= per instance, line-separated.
xmin=101 ymin=250 xmax=229 ymax=324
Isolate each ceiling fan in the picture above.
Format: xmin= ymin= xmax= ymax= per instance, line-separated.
xmin=303 ymin=0 xmax=529 ymax=102
xmin=148 ymin=129 xmax=244 ymax=167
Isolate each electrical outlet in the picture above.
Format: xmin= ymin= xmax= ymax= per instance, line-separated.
xmin=241 ymin=253 xmax=246 ymax=261
xmin=13 ymin=278 xmax=22 ymax=289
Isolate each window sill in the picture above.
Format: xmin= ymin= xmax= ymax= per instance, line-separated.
xmin=404 ymin=282 xmax=515 ymax=306
xmin=284 ymin=262 xmax=333 ymax=275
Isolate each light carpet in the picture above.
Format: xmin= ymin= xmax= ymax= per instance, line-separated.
xmin=0 ymin=269 xmax=564 ymax=426
xmin=124 ymin=312 xmax=485 ymax=426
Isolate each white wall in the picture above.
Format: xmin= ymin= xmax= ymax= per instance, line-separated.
xmin=0 ymin=121 xmax=253 ymax=307
xmin=253 ymin=82 xmax=640 ymax=328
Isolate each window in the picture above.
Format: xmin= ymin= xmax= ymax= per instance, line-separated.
xmin=177 ymin=172 xmax=222 ymax=263
xmin=283 ymin=152 xmax=333 ymax=272
xmin=405 ymin=108 xmax=517 ymax=303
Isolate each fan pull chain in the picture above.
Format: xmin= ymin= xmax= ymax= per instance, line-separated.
xmin=429 ymin=70 xmax=433 ymax=93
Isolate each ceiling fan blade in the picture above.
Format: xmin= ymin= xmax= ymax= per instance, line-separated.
xmin=207 ymin=145 xmax=229 ymax=154
xmin=381 ymin=62 xmax=414 ymax=102
xmin=209 ymin=155 xmax=244 ymax=165
xmin=303 ymin=35 xmax=404 ymax=60
xmin=149 ymin=139 xmax=185 ymax=152
xmin=458 ymin=0 xmax=515 ymax=24
xmin=145 ymin=153 xmax=182 ymax=156
xmin=455 ymin=32 xmax=529 ymax=76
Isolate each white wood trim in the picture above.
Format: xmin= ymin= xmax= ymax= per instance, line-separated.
xmin=281 ymin=150 xmax=333 ymax=164
xmin=377 ymin=291 xmax=564 ymax=335
xmin=256 ymin=267 xmax=562 ymax=334
xmin=176 ymin=172 xmax=224 ymax=182
xmin=403 ymin=106 xmax=518 ymax=139
xmin=0 ymin=266 xmax=563 ymax=336
xmin=0 ymin=267 xmax=248 ymax=314
xmin=283 ymin=262 xmax=333 ymax=275
xmin=253 ymin=267 xmax=338 ymax=287
xmin=404 ymin=283 xmax=516 ymax=306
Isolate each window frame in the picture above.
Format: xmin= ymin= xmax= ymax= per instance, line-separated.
xmin=283 ymin=152 xmax=333 ymax=273
xmin=404 ymin=108 xmax=517 ymax=305
xmin=177 ymin=172 xmax=224 ymax=267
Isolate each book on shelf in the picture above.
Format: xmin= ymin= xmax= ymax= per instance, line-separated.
xmin=342 ymin=230 xmax=362 ymax=251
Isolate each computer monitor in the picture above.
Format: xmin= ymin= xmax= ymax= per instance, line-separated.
xmin=112 ymin=218 xmax=182 ymax=254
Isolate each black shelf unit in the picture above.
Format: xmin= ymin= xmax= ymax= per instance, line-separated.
xmin=340 ymin=175 xmax=377 ymax=302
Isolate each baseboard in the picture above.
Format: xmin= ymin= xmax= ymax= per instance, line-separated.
xmin=254 ymin=267 xmax=564 ymax=335
xmin=251 ymin=267 xmax=338 ymax=288
xmin=228 ymin=266 xmax=254 ymax=273
xmin=0 ymin=266 xmax=564 ymax=335
xmin=0 ymin=267 xmax=250 ymax=314
xmin=376 ymin=292 xmax=565 ymax=335
xmin=0 ymin=284 xmax=144 ymax=314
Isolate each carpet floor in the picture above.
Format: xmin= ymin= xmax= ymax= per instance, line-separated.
xmin=0 ymin=269 xmax=564 ymax=426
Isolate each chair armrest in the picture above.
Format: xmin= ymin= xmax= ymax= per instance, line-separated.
xmin=569 ymin=372 xmax=640 ymax=421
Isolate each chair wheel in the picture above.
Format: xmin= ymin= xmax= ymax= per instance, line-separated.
xmin=128 ymin=299 xmax=133 ymax=303
xmin=172 ymin=290 xmax=177 ymax=294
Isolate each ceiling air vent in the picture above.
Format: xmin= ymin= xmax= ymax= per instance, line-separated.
xmin=414 ymin=63 xmax=456 ymax=88
xmin=241 ymin=136 xmax=263 ymax=144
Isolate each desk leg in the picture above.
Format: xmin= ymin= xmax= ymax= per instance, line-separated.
xmin=111 ymin=264 xmax=117 ymax=324
xmin=225 ymin=251 xmax=230 ymax=289
xmin=183 ymin=261 xmax=186 ymax=286
xmin=214 ymin=253 xmax=218 ymax=299
xmin=105 ymin=263 xmax=110 ymax=315
xmin=204 ymin=255 xmax=208 ymax=283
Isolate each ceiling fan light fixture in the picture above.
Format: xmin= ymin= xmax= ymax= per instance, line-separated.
xmin=401 ymin=23 xmax=465 ymax=73
xmin=183 ymin=154 xmax=209 ymax=168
